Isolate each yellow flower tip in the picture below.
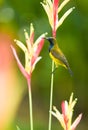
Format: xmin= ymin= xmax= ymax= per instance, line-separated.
xmin=14 ymin=39 xmax=17 ymax=42
xmin=30 ymin=22 xmax=33 ymax=26
xmin=71 ymin=92 xmax=74 ymax=97
xmin=53 ymin=106 xmax=57 ymax=112
xmin=75 ymin=98 xmax=77 ymax=102
xmin=69 ymin=92 xmax=73 ymax=103
xmin=24 ymin=29 xmax=26 ymax=32
xmin=72 ymin=6 xmax=75 ymax=10
xmin=45 ymin=32 xmax=48 ymax=35
xmin=53 ymin=106 xmax=56 ymax=109
xmin=24 ymin=29 xmax=27 ymax=34
xmin=69 ymin=93 xmax=77 ymax=106
xmin=41 ymin=32 xmax=48 ymax=38
xmin=69 ymin=7 xmax=75 ymax=14
xmin=43 ymin=0 xmax=47 ymax=4
xmin=24 ymin=29 xmax=29 ymax=40
xmin=58 ymin=0 xmax=72 ymax=13
xmin=40 ymin=0 xmax=46 ymax=4
xmin=30 ymin=23 xmax=34 ymax=33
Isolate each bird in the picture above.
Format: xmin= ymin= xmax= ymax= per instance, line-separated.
xmin=44 ymin=37 xmax=73 ymax=76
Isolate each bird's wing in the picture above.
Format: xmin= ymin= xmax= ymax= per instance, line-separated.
xmin=50 ymin=49 xmax=73 ymax=76
xmin=50 ymin=49 xmax=68 ymax=66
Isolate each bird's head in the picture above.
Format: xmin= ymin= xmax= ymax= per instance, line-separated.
xmin=43 ymin=37 xmax=56 ymax=45
xmin=43 ymin=37 xmax=56 ymax=51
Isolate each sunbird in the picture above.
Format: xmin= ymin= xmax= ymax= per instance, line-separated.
xmin=44 ymin=37 xmax=73 ymax=76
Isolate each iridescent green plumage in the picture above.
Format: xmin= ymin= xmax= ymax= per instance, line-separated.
xmin=45 ymin=37 xmax=72 ymax=76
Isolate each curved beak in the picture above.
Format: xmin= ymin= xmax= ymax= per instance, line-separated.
xmin=42 ymin=37 xmax=53 ymax=41
xmin=42 ymin=37 xmax=48 ymax=40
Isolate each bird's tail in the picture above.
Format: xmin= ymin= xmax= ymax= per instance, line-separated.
xmin=68 ymin=66 xmax=73 ymax=77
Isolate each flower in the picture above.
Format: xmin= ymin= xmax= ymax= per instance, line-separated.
xmin=51 ymin=93 xmax=82 ymax=130
xmin=41 ymin=0 xmax=75 ymax=37
xmin=11 ymin=23 xmax=47 ymax=81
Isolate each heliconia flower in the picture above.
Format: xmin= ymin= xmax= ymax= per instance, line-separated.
xmin=51 ymin=93 xmax=82 ymax=130
xmin=11 ymin=23 xmax=47 ymax=82
xmin=41 ymin=0 xmax=75 ymax=37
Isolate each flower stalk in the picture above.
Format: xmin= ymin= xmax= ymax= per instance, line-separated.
xmin=27 ymin=78 xmax=33 ymax=130
xmin=11 ymin=23 xmax=47 ymax=130
xmin=48 ymin=60 xmax=54 ymax=130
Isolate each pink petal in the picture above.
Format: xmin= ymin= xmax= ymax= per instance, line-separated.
xmin=31 ymin=39 xmax=44 ymax=66
xmin=71 ymin=113 xmax=82 ymax=130
xmin=61 ymin=101 xmax=68 ymax=126
xmin=30 ymin=31 xmax=34 ymax=45
xmin=36 ymin=38 xmax=44 ymax=56
xmin=53 ymin=0 xmax=59 ymax=37
xmin=29 ymin=23 xmax=34 ymax=45
xmin=11 ymin=45 xmax=30 ymax=79
xmin=61 ymin=101 xmax=66 ymax=116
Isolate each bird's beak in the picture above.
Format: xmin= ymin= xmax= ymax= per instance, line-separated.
xmin=42 ymin=37 xmax=50 ymax=41
xmin=42 ymin=37 xmax=49 ymax=43
xmin=42 ymin=37 xmax=54 ymax=43
xmin=42 ymin=37 xmax=47 ymax=40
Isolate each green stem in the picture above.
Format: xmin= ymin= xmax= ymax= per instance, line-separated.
xmin=27 ymin=78 xmax=33 ymax=130
xmin=48 ymin=60 xmax=54 ymax=130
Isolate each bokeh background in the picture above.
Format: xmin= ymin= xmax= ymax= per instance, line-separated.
xmin=0 ymin=0 xmax=88 ymax=130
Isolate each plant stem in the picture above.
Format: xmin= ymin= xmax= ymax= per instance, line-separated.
xmin=48 ymin=60 xmax=54 ymax=130
xmin=27 ymin=78 xmax=33 ymax=130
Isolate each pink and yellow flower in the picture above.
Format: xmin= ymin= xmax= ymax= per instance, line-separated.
xmin=11 ymin=23 xmax=47 ymax=83
xmin=41 ymin=0 xmax=75 ymax=37
xmin=51 ymin=93 xmax=82 ymax=130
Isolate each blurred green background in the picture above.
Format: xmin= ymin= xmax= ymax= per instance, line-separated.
xmin=0 ymin=0 xmax=88 ymax=130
